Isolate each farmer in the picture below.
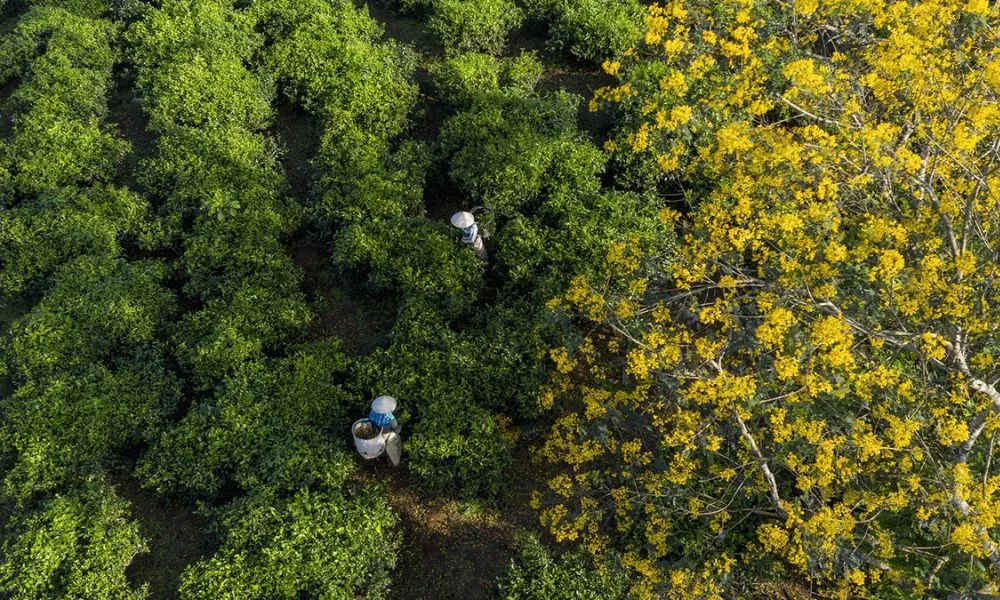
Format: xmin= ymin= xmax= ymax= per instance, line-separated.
xmin=450 ymin=211 xmax=487 ymax=259
xmin=369 ymin=395 xmax=401 ymax=434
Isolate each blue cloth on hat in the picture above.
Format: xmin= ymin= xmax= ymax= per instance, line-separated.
xmin=369 ymin=410 xmax=396 ymax=430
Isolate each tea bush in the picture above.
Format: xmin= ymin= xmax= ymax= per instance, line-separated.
xmin=179 ymin=487 xmax=399 ymax=600
xmin=524 ymin=0 xmax=642 ymax=63
xmin=502 ymin=51 xmax=545 ymax=94
xmin=428 ymin=0 xmax=523 ymax=55
xmin=434 ymin=52 xmax=502 ymax=105
xmin=1 ymin=257 xmax=178 ymax=500
xmin=333 ymin=218 xmax=484 ymax=318
xmin=498 ymin=534 xmax=630 ymax=600
xmin=130 ymin=0 xmax=309 ymax=386
xmin=434 ymin=51 xmax=544 ymax=105
xmin=407 ymin=397 xmax=513 ymax=499
xmin=0 ymin=481 xmax=147 ymax=600
xmin=139 ymin=341 xmax=357 ymax=498
xmin=255 ymin=0 xmax=423 ymax=227
xmin=0 ymin=4 xmax=125 ymax=198
xmin=0 ymin=1 xmax=139 ymax=295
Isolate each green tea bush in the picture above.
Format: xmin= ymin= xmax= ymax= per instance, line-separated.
xmin=255 ymin=0 xmax=424 ymax=227
xmin=428 ymin=0 xmax=523 ymax=55
xmin=138 ymin=55 xmax=273 ymax=131
xmin=1 ymin=257 xmax=178 ymax=499
xmin=502 ymin=51 xmax=545 ymax=94
xmin=441 ymin=89 xmax=670 ymax=299
xmin=139 ymin=341 xmax=356 ymax=497
xmin=0 ymin=185 xmax=147 ymax=294
xmin=255 ymin=0 xmax=417 ymax=142
xmin=434 ymin=52 xmax=545 ymax=105
xmin=407 ymin=397 xmax=513 ymax=499
xmin=314 ymin=125 xmax=429 ymax=223
xmin=356 ymin=304 xmax=513 ymax=498
xmin=0 ymin=2 xmax=139 ymax=298
xmin=498 ymin=534 xmax=630 ymax=599
xmin=333 ymin=218 xmax=484 ymax=317
xmin=434 ymin=52 xmax=502 ymax=105
xmin=0 ymin=5 xmax=125 ymax=197
xmin=179 ymin=487 xmax=399 ymax=600
xmin=130 ymin=0 xmax=310 ymax=386
xmin=524 ymin=0 xmax=642 ymax=63
xmin=0 ymin=481 xmax=147 ymax=600
xmin=474 ymin=302 xmax=553 ymax=418
xmin=439 ymin=90 xmax=581 ymax=213
xmin=549 ymin=0 xmax=642 ymax=63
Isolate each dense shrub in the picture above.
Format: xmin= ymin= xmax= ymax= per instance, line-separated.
xmin=440 ymin=90 xmax=581 ymax=212
xmin=524 ymin=0 xmax=642 ymax=63
xmin=428 ymin=0 xmax=523 ymax=55
xmin=498 ymin=535 xmax=630 ymax=599
xmin=1 ymin=257 xmax=178 ymax=500
xmin=0 ymin=1 xmax=139 ymax=295
xmin=314 ymin=125 xmax=430 ymax=223
xmin=434 ymin=52 xmax=502 ymax=104
xmin=434 ymin=52 xmax=544 ymax=105
xmin=0 ymin=481 xmax=148 ymax=600
xmin=255 ymin=0 xmax=417 ymax=141
xmin=407 ymin=397 xmax=513 ymax=499
xmin=473 ymin=302 xmax=553 ymax=418
xmin=0 ymin=4 xmax=126 ymax=198
xmin=355 ymin=304 xmax=513 ymax=497
xmin=139 ymin=341 xmax=357 ymax=497
xmin=0 ymin=186 xmax=147 ymax=294
xmin=441 ymin=90 xmax=668 ymax=299
xmin=334 ymin=218 xmax=484 ymax=317
xmin=502 ymin=51 xmax=545 ymax=94
xmin=130 ymin=0 xmax=310 ymax=385
xmin=255 ymin=0 xmax=423 ymax=226
xmin=179 ymin=487 xmax=399 ymax=600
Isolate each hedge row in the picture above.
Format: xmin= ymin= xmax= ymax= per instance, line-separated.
xmin=126 ymin=2 xmax=399 ymax=597
xmin=128 ymin=0 xmax=310 ymax=386
xmin=523 ymin=0 xmax=643 ymax=63
xmin=0 ymin=3 xmax=163 ymax=598
xmin=0 ymin=0 xmax=138 ymax=294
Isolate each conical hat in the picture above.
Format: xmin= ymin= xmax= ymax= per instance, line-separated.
xmin=450 ymin=211 xmax=474 ymax=228
xmin=372 ymin=395 xmax=397 ymax=414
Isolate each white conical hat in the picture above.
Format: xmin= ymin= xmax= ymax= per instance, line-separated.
xmin=450 ymin=211 xmax=474 ymax=228
xmin=372 ymin=395 xmax=397 ymax=413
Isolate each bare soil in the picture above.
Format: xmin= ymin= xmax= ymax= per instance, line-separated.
xmin=113 ymin=474 xmax=217 ymax=600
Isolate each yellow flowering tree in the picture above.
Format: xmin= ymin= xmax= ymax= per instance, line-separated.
xmin=537 ymin=0 xmax=1000 ymax=596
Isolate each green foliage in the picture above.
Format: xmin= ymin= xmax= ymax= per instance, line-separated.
xmin=255 ymin=0 xmax=424 ymax=227
xmin=434 ymin=52 xmax=502 ymax=104
xmin=0 ymin=480 xmax=148 ymax=600
xmin=130 ymin=0 xmax=310 ymax=386
xmin=440 ymin=90 xmax=582 ymax=213
xmin=334 ymin=218 xmax=484 ymax=317
xmin=314 ymin=126 xmax=430 ymax=224
xmin=434 ymin=51 xmax=544 ymax=105
xmin=502 ymin=51 xmax=545 ymax=94
xmin=428 ymin=0 xmax=524 ymax=55
xmin=255 ymin=0 xmax=417 ymax=141
xmin=0 ymin=4 xmax=123 ymax=192
xmin=498 ymin=534 xmax=630 ymax=600
xmin=139 ymin=341 xmax=356 ymax=497
xmin=357 ymin=305 xmax=513 ymax=498
xmin=525 ymin=0 xmax=642 ymax=63
xmin=1 ymin=257 xmax=178 ymax=500
xmin=474 ymin=302 xmax=553 ymax=418
xmin=0 ymin=185 xmax=147 ymax=294
xmin=178 ymin=487 xmax=399 ymax=600
xmin=441 ymin=90 xmax=669 ymax=299
xmin=407 ymin=397 xmax=513 ymax=499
